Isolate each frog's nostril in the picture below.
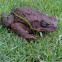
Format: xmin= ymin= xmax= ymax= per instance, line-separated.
xmin=40 ymin=20 xmax=49 ymax=28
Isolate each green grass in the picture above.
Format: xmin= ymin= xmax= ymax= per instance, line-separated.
xmin=0 ymin=0 xmax=62 ymax=62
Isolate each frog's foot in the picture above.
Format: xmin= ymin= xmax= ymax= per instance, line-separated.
xmin=1 ymin=12 xmax=14 ymax=27
xmin=11 ymin=23 xmax=36 ymax=39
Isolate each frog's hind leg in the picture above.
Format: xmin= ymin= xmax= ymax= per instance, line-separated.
xmin=11 ymin=23 xmax=36 ymax=39
xmin=1 ymin=12 xmax=14 ymax=27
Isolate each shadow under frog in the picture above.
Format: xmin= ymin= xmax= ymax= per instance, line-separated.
xmin=1 ymin=7 xmax=58 ymax=39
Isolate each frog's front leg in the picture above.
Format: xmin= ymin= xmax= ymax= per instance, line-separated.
xmin=1 ymin=12 xmax=14 ymax=28
xmin=11 ymin=23 xmax=36 ymax=39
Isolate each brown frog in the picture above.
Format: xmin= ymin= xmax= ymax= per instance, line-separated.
xmin=1 ymin=7 xmax=57 ymax=39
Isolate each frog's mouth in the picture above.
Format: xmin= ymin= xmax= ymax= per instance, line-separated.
xmin=35 ymin=27 xmax=56 ymax=32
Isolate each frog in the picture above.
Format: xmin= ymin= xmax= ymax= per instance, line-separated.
xmin=1 ymin=7 xmax=57 ymax=39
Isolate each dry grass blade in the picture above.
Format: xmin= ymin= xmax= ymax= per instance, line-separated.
xmin=14 ymin=12 xmax=34 ymax=31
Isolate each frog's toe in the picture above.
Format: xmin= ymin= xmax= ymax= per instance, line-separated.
xmin=1 ymin=12 xmax=7 ymax=27
xmin=24 ymin=34 xmax=36 ymax=39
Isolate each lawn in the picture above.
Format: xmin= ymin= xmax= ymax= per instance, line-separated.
xmin=0 ymin=0 xmax=62 ymax=62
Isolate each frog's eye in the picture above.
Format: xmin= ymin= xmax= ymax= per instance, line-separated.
xmin=40 ymin=20 xmax=49 ymax=28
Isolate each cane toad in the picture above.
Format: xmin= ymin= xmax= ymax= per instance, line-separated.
xmin=1 ymin=7 xmax=57 ymax=39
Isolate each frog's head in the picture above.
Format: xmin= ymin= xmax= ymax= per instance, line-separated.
xmin=32 ymin=16 xmax=57 ymax=32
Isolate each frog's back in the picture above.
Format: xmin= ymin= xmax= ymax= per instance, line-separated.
xmin=11 ymin=7 xmax=46 ymax=23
